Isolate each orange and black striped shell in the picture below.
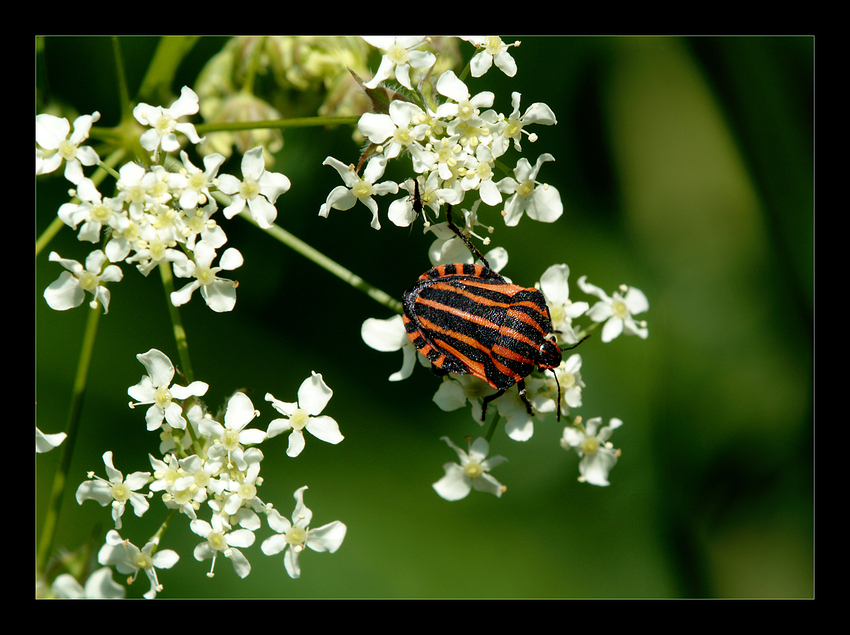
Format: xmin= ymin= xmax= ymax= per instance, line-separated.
xmin=402 ymin=263 xmax=562 ymax=391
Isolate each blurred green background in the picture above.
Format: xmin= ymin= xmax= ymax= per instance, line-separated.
xmin=36 ymin=36 xmax=813 ymax=598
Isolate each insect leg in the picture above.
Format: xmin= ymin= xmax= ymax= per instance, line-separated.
xmin=445 ymin=205 xmax=490 ymax=269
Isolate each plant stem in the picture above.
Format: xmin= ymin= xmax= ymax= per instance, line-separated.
xmin=37 ymin=303 xmax=101 ymax=573
xmin=159 ymin=262 xmax=195 ymax=384
xmin=195 ymin=116 xmax=359 ymax=136
xmin=241 ymin=210 xmax=403 ymax=314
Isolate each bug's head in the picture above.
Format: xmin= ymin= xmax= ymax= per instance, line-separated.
xmin=538 ymin=336 xmax=562 ymax=370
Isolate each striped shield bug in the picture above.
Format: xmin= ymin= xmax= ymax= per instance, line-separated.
xmin=402 ymin=182 xmax=575 ymax=422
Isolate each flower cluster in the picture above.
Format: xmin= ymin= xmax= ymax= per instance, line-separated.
xmin=69 ymin=349 xmax=346 ymax=597
xmin=39 ymin=87 xmax=290 ymax=315
xmin=345 ymin=37 xmax=649 ymax=497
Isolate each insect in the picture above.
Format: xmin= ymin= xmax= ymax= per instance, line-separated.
xmin=402 ymin=181 xmax=573 ymax=422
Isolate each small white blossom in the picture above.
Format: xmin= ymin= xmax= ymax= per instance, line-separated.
xmin=36 ymin=428 xmax=67 ymax=453
xmin=217 ymin=146 xmax=291 ymax=229
xmin=434 ymin=70 xmax=495 ymax=130
xmin=175 ymin=150 xmax=226 ymax=210
xmin=190 ymin=514 xmax=255 ymax=579
xmin=362 ymin=36 xmax=436 ymax=90
xmin=358 ymin=100 xmax=430 ymax=160
xmin=577 ymin=277 xmax=649 ymax=342
xmin=537 ymin=264 xmax=589 ymax=346
xmin=36 ymin=111 xmax=101 ymax=184
xmin=433 ymin=436 xmax=507 ymax=501
xmin=261 ymin=486 xmax=347 ymax=579
xmin=57 ymin=178 xmax=122 ymax=244
xmin=198 ymin=392 xmax=265 ymax=473
xmin=51 ymin=567 xmax=126 ymax=599
xmin=266 ymin=372 xmax=343 ymax=458
xmin=561 ymin=417 xmax=623 ymax=486
xmin=492 ymin=92 xmax=558 ymax=156
xmin=75 ymin=451 xmax=151 ymax=530
xmin=133 ymin=86 xmax=204 ymax=157
xmin=432 ymin=375 xmax=496 ymax=423
xmin=497 ymin=154 xmax=563 ymax=226
xmin=43 ymin=250 xmax=123 ymax=314
xmin=319 ymin=156 xmax=398 ymax=230
xmin=170 ymin=241 xmax=244 ymax=313
xmin=462 ymin=36 xmax=520 ymax=78
xmin=361 ymin=315 xmax=418 ymax=382
xmin=124 ymin=221 xmax=189 ymax=277
xmin=128 ymin=348 xmax=209 ymax=431
xmin=97 ymin=530 xmax=179 ymax=599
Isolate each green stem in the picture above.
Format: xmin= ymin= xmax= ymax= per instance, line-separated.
xmin=37 ymin=303 xmax=102 ymax=574
xmin=158 ymin=262 xmax=202 ymax=456
xmin=195 ymin=116 xmax=359 ymax=135
xmin=158 ymin=262 xmax=195 ymax=384
xmin=240 ymin=210 xmax=403 ymax=314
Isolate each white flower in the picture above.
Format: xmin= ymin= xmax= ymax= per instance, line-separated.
xmin=434 ymin=70 xmax=495 ymax=128
xmin=190 ymin=515 xmax=255 ymax=579
xmin=57 ymin=178 xmax=122 ymax=244
xmin=459 ymin=143 xmax=501 ymax=206
xmin=462 ymin=36 xmax=520 ymax=78
xmin=494 ymin=389 xmax=537 ymax=441
xmin=358 ymin=100 xmax=430 ymax=160
xmin=361 ymin=315 xmax=418 ymax=382
xmin=577 ymin=277 xmax=649 ymax=342
xmin=432 ymin=436 xmax=507 ymax=501
xmin=362 ymin=36 xmax=436 ymax=90
xmin=554 ymin=353 xmax=585 ymax=409
xmin=219 ymin=448 xmax=266 ymax=516
xmin=492 ymin=92 xmax=557 ymax=156
xmin=36 ymin=111 xmax=100 ymax=184
xmin=560 ymin=417 xmax=623 ymax=486
xmin=497 ymin=153 xmax=563 ymax=226
xmin=537 ymin=264 xmax=589 ymax=346
xmin=170 ymin=241 xmax=244 ymax=313
xmin=133 ymin=86 xmax=204 ymax=157
xmin=432 ymin=375 xmax=496 ymax=423
xmin=43 ymin=250 xmax=123 ymax=314
xmin=128 ymin=349 xmax=208 ymax=431
xmin=123 ymin=221 xmax=189 ymax=277
xmin=75 ymin=451 xmax=151 ymax=530
xmin=319 ymin=156 xmax=398 ymax=230
xmin=387 ymin=173 xmax=462 ymax=228
xmin=198 ymin=392 xmax=266 ymax=473
xmin=217 ymin=146 xmax=291 ymax=229
xmin=148 ymin=453 xmax=213 ymax=519
xmin=175 ymin=150 xmax=226 ymax=210
xmin=36 ymin=428 xmax=67 ymax=453
xmin=266 ymin=372 xmax=343 ymax=458
xmin=97 ymin=530 xmax=179 ymax=599
xmin=527 ymin=352 xmax=586 ymax=420
xmin=261 ymin=486 xmax=347 ymax=579
xmin=51 ymin=567 xmax=126 ymax=599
